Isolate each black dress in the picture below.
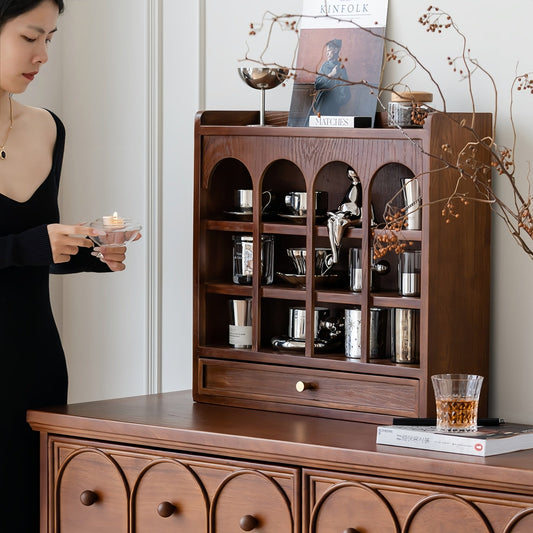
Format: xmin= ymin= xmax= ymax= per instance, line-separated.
xmin=0 ymin=110 xmax=109 ymax=532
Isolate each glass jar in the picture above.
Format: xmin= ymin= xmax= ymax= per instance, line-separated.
xmin=232 ymin=234 xmax=274 ymax=285
xmin=387 ymin=91 xmax=433 ymax=128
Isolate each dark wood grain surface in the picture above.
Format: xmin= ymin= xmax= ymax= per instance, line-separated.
xmin=28 ymin=390 xmax=533 ymax=496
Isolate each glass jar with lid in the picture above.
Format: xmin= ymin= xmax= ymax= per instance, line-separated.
xmin=387 ymin=91 xmax=433 ymax=128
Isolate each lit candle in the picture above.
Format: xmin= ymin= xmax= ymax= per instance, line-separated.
xmin=102 ymin=211 xmax=125 ymax=228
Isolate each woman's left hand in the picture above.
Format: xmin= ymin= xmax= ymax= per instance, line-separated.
xmin=92 ymin=233 xmax=141 ymax=271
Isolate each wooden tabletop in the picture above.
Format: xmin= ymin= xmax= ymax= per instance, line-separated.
xmin=27 ymin=389 xmax=533 ymax=496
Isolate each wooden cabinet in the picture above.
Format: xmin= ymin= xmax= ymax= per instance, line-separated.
xmin=193 ymin=110 xmax=492 ymax=423
xmin=28 ymin=392 xmax=533 ymax=533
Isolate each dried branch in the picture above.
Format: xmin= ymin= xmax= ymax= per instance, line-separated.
xmin=243 ymin=6 xmax=533 ymax=259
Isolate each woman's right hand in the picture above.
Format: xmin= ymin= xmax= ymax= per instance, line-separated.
xmin=47 ymin=223 xmax=101 ymax=264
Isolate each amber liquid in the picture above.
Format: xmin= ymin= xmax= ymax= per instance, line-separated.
xmin=435 ymin=398 xmax=479 ymax=431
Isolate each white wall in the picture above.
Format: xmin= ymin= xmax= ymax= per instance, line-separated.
xmin=24 ymin=0 xmax=533 ymax=423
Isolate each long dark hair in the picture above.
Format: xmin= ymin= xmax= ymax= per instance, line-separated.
xmin=0 ymin=0 xmax=64 ymax=29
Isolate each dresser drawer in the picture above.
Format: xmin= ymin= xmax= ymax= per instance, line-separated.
xmin=211 ymin=469 xmax=296 ymax=532
xmin=304 ymin=469 xmax=533 ymax=533
xmin=199 ymin=359 xmax=419 ymax=417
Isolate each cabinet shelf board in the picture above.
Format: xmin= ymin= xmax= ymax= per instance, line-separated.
xmin=204 ymin=282 xmax=252 ymax=297
xmin=196 ymin=349 xmax=422 ymax=378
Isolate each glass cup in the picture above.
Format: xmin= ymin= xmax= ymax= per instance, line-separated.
xmin=431 ymin=374 xmax=484 ymax=432
xmin=349 ymin=247 xmax=362 ymax=292
xmin=398 ymin=250 xmax=421 ymax=296
xmin=232 ymin=234 xmax=274 ymax=285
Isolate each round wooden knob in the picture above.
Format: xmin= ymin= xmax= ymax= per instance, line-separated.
xmin=157 ymin=501 xmax=177 ymax=518
xmin=296 ymin=380 xmax=313 ymax=392
xmin=343 ymin=528 xmax=361 ymax=533
xmin=80 ymin=490 xmax=98 ymax=506
xmin=239 ymin=514 xmax=259 ymax=531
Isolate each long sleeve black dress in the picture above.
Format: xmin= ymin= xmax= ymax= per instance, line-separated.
xmin=0 ymin=110 xmax=110 ymax=532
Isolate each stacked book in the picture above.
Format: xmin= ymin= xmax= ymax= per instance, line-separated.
xmin=376 ymin=420 xmax=533 ymax=457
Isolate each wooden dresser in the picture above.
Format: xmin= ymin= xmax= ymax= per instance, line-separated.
xmin=28 ymin=390 xmax=533 ymax=532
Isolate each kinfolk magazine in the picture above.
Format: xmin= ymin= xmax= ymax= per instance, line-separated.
xmin=288 ymin=0 xmax=389 ymax=127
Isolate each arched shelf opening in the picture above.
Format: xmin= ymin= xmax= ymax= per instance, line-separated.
xmin=205 ymin=158 xmax=252 ymax=219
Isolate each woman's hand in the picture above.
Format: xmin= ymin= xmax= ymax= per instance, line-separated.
xmin=47 ymin=223 xmax=98 ymax=264
xmin=92 ymin=232 xmax=142 ymax=272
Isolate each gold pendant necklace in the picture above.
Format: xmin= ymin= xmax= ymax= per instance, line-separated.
xmin=0 ymin=96 xmax=14 ymax=160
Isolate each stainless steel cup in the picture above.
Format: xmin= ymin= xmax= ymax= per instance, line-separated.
xmin=228 ymin=298 xmax=252 ymax=348
xmin=288 ymin=307 xmax=328 ymax=340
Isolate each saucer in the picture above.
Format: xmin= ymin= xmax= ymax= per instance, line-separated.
xmin=276 ymin=272 xmax=341 ymax=288
xmin=277 ymin=213 xmax=327 ymax=224
xmin=271 ymin=336 xmax=329 ymax=351
xmin=224 ymin=210 xmax=253 ymax=221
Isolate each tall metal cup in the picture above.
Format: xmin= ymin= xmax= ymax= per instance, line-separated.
xmin=402 ymin=177 xmax=421 ymax=230
xmin=345 ymin=307 xmax=362 ymax=359
xmin=391 ymin=308 xmax=419 ymax=363
xmin=229 ymin=298 xmax=253 ymax=348
xmin=369 ymin=307 xmax=388 ymax=358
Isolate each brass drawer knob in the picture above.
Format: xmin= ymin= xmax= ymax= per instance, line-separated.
xmin=239 ymin=514 xmax=259 ymax=531
xmin=157 ymin=501 xmax=177 ymax=518
xmin=80 ymin=490 xmax=98 ymax=506
xmin=343 ymin=529 xmax=361 ymax=533
xmin=295 ymin=380 xmax=314 ymax=392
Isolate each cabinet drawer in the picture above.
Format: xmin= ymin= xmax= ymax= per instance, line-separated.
xmin=199 ymin=359 xmax=419 ymax=417
xmin=211 ymin=469 xmax=296 ymax=532
xmin=56 ymin=448 xmax=129 ymax=533
xmin=304 ymin=469 xmax=533 ymax=533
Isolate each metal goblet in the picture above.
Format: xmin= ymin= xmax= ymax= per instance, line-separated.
xmin=238 ymin=67 xmax=289 ymax=126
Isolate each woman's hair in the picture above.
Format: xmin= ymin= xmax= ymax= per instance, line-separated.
xmin=0 ymin=0 xmax=64 ymax=29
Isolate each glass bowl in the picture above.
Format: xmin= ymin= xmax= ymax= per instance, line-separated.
xmin=86 ymin=218 xmax=142 ymax=247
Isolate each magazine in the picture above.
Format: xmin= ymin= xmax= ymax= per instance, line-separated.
xmin=287 ymin=0 xmax=389 ymax=127
xmin=376 ymin=423 xmax=533 ymax=457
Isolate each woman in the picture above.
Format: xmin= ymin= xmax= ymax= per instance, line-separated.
xmin=307 ymin=38 xmax=351 ymax=122
xmin=0 ymin=1 xmax=138 ymax=529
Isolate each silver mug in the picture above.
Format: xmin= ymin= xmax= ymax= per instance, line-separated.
xmin=284 ymin=191 xmax=327 ymax=216
xmin=288 ymin=307 xmax=329 ymax=340
xmin=234 ymin=189 xmax=272 ymax=213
